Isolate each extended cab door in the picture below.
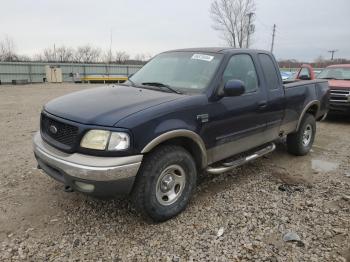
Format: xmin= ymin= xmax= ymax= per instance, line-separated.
xmin=203 ymin=53 xmax=270 ymax=164
xmin=257 ymin=53 xmax=285 ymax=141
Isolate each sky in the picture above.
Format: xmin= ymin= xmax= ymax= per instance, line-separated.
xmin=0 ymin=0 xmax=349 ymax=62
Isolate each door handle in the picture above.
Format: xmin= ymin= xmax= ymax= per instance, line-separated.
xmin=258 ymin=101 xmax=267 ymax=109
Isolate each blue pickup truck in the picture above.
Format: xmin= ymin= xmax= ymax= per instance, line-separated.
xmin=33 ymin=48 xmax=329 ymax=221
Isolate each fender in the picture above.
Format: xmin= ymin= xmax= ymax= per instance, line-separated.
xmin=141 ymin=129 xmax=207 ymax=168
xmin=296 ymin=100 xmax=320 ymax=131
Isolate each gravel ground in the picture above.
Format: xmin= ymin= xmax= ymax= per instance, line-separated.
xmin=0 ymin=83 xmax=349 ymax=261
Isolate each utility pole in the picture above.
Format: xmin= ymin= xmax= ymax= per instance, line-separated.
xmin=53 ymin=44 xmax=56 ymax=62
xmin=246 ymin=12 xmax=254 ymax=48
xmin=328 ymin=50 xmax=338 ymax=61
xmin=270 ymin=24 xmax=276 ymax=53
xmin=109 ymin=28 xmax=113 ymax=64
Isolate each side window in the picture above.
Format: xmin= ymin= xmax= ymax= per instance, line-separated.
xmin=299 ymin=67 xmax=311 ymax=78
xmin=223 ymin=54 xmax=258 ymax=93
xmin=258 ymin=54 xmax=280 ymax=90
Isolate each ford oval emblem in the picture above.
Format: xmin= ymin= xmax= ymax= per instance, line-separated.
xmin=49 ymin=125 xmax=58 ymax=134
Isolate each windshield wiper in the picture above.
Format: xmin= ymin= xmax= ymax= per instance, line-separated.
xmin=319 ymin=77 xmax=337 ymax=80
xmin=142 ymin=82 xmax=182 ymax=94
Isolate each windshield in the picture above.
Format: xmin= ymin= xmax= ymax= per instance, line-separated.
xmin=318 ymin=67 xmax=350 ymax=80
xmin=128 ymin=51 xmax=223 ymax=93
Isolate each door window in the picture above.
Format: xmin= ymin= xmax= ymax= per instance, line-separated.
xmin=223 ymin=54 xmax=258 ymax=93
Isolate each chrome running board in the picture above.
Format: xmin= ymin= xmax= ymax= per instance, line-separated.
xmin=206 ymin=143 xmax=276 ymax=175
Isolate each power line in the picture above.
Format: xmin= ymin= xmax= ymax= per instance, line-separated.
xmin=270 ymin=24 xmax=276 ymax=53
xmin=255 ymin=17 xmax=271 ymax=30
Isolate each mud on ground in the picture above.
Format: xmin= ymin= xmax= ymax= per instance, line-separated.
xmin=0 ymin=83 xmax=349 ymax=261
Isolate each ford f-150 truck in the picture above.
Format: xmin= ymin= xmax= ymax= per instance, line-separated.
xmin=33 ymin=48 xmax=329 ymax=221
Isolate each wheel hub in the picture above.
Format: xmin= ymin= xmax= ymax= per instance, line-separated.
xmin=160 ymin=174 xmax=175 ymax=192
xmin=302 ymin=124 xmax=313 ymax=146
xmin=156 ymin=165 xmax=186 ymax=206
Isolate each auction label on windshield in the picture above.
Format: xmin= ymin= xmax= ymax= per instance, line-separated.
xmin=191 ymin=54 xmax=214 ymax=62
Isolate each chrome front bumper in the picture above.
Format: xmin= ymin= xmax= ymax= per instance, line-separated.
xmin=33 ymin=132 xmax=142 ymax=184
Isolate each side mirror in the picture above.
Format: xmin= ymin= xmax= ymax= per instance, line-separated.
xmin=299 ymin=75 xmax=311 ymax=80
xmin=224 ymin=80 xmax=245 ymax=97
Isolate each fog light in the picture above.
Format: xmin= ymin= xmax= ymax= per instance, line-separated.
xmin=74 ymin=181 xmax=95 ymax=193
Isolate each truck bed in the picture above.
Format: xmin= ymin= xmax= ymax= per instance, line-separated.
xmin=281 ymin=79 xmax=329 ymax=134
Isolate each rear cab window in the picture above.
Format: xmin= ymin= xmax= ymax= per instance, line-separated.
xmin=258 ymin=54 xmax=281 ymax=90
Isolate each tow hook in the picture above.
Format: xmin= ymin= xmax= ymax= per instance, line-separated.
xmin=64 ymin=185 xmax=74 ymax=193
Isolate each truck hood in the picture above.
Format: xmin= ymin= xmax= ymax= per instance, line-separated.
xmin=328 ymin=80 xmax=350 ymax=89
xmin=44 ymin=85 xmax=182 ymax=126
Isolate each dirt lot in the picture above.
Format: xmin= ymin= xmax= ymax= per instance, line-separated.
xmin=0 ymin=83 xmax=349 ymax=261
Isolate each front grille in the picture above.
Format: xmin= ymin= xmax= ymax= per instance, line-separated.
xmin=41 ymin=113 xmax=79 ymax=149
xmin=330 ymin=89 xmax=350 ymax=103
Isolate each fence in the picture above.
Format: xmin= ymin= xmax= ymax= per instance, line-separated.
xmin=0 ymin=62 xmax=324 ymax=84
xmin=0 ymin=62 xmax=143 ymax=84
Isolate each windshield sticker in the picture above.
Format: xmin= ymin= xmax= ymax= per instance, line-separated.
xmin=191 ymin=54 xmax=214 ymax=62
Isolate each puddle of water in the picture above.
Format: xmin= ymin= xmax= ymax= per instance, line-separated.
xmin=312 ymin=159 xmax=339 ymax=173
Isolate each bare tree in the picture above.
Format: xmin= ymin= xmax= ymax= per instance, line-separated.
xmin=41 ymin=45 xmax=74 ymax=62
xmin=33 ymin=53 xmax=45 ymax=62
xmin=75 ymin=45 xmax=101 ymax=63
xmin=17 ymin=55 xmax=31 ymax=62
xmin=210 ymin=0 xmax=256 ymax=48
xmin=134 ymin=53 xmax=152 ymax=62
xmin=56 ymin=46 xmax=74 ymax=62
xmin=0 ymin=36 xmax=18 ymax=61
xmin=102 ymin=49 xmax=114 ymax=64
xmin=114 ymin=51 xmax=130 ymax=64
xmin=42 ymin=47 xmax=56 ymax=62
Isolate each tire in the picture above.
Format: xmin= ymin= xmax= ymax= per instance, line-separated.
xmin=131 ymin=145 xmax=197 ymax=222
xmin=287 ymin=113 xmax=316 ymax=156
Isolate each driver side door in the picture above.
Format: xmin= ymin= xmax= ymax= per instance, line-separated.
xmin=202 ymin=53 xmax=269 ymax=164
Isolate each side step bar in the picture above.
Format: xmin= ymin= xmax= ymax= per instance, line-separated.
xmin=206 ymin=143 xmax=276 ymax=175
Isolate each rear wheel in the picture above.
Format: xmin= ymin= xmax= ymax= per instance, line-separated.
xmin=287 ymin=113 xmax=316 ymax=156
xmin=131 ymin=145 xmax=197 ymax=222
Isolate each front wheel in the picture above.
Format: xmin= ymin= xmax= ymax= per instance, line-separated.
xmin=287 ymin=113 xmax=316 ymax=156
xmin=131 ymin=145 xmax=197 ymax=222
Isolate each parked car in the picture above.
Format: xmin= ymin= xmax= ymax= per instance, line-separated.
xmin=280 ymin=71 xmax=293 ymax=80
xmin=284 ymin=64 xmax=317 ymax=82
xmin=33 ymin=48 xmax=329 ymax=221
xmin=317 ymin=64 xmax=350 ymax=115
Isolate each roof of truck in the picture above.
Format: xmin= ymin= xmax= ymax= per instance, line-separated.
xmin=167 ymin=47 xmax=270 ymax=54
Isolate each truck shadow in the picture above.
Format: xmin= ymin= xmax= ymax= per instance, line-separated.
xmin=325 ymin=114 xmax=350 ymax=124
xmin=193 ymin=142 xmax=312 ymax=204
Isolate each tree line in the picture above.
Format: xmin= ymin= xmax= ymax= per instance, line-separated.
xmin=279 ymin=57 xmax=350 ymax=69
xmin=0 ymin=36 xmax=151 ymax=64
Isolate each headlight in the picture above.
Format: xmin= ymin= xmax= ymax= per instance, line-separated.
xmin=80 ymin=130 xmax=130 ymax=151
xmin=108 ymin=132 xmax=130 ymax=151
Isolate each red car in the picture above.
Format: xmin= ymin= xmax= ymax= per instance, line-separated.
xmin=283 ymin=64 xmax=318 ymax=82
xmin=294 ymin=64 xmax=318 ymax=80
xmin=318 ymin=64 xmax=350 ymax=115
